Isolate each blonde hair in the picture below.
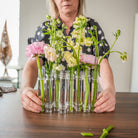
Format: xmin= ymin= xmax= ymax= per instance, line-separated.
xmin=49 ymin=0 xmax=85 ymax=18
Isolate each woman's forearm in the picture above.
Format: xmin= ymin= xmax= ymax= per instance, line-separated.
xmin=21 ymin=58 xmax=44 ymax=113
xmin=99 ymin=59 xmax=116 ymax=94
xmin=21 ymin=58 xmax=43 ymax=91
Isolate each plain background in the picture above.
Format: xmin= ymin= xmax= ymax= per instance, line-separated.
xmin=19 ymin=0 xmax=138 ymax=92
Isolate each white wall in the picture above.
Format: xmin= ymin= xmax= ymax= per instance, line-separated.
xmin=85 ymin=0 xmax=138 ymax=92
xmin=19 ymin=0 xmax=138 ymax=92
xmin=131 ymin=13 xmax=138 ymax=92
xmin=19 ymin=0 xmax=48 ymax=66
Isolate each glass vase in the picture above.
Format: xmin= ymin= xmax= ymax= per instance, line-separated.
xmin=38 ymin=67 xmax=53 ymax=113
xmin=44 ymin=74 xmax=53 ymax=113
xmin=37 ymin=67 xmax=46 ymax=112
xmin=74 ymin=71 xmax=83 ymax=112
xmin=58 ymin=71 xmax=68 ymax=114
xmin=53 ymin=70 xmax=60 ymax=112
xmin=66 ymin=71 xmax=74 ymax=113
xmin=82 ymin=68 xmax=92 ymax=113
xmin=91 ymin=78 xmax=98 ymax=112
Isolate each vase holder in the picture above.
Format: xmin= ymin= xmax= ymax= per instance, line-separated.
xmin=38 ymin=69 xmax=98 ymax=113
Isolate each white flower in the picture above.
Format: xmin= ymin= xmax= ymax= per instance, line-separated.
xmin=71 ymin=30 xmax=80 ymax=38
xmin=53 ymin=64 xmax=65 ymax=71
xmin=56 ymin=30 xmax=63 ymax=38
xmin=67 ymin=37 xmax=74 ymax=46
xmin=44 ymin=45 xmax=58 ymax=62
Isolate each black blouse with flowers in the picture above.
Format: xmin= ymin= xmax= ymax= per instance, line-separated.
xmin=28 ymin=17 xmax=110 ymax=66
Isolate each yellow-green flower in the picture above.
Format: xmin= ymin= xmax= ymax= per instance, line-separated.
xmin=71 ymin=30 xmax=80 ymax=38
xmin=56 ymin=18 xmax=60 ymax=24
xmin=120 ymin=52 xmax=128 ymax=63
xmin=67 ymin=37 xmax=75 ymax=50
xmin=64 ymin=51 xmax=77 ymax=67
xmin=73 ymin=15 xmax=87 ymax=29
xmin=53 ymin=64 xmax=65 ymax=71
xmin=46 ymin=15 xmax=51 ymax=21
xmin=85 ymin=37 xmax=93 ymax=46
xmin=56 ymin=30 xmax=63 ymax=38
xmin=74 ymin=45 xmax=82 ymax=55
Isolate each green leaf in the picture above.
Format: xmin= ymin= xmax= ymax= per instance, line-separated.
xmin=81 ymin=132 xmax=94 ymax=137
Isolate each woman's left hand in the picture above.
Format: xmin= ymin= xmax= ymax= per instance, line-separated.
xmin=94 ymin=88 xmax=116 ymax=113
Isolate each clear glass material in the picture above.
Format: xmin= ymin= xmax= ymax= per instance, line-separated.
xmin=74 ymin=71 xmax=83 ymax=112
xmin=58 ymin=72 xmax=67 ymax=114
xmin=82 ymin=75 xmax=92 ymax=112
xmin=44 ymin=76 xmax=53 ymax=113
xmin=53 ymin=71 xmax=60 ymax=112
xmin=66 ymin=72 xmax=74 ymax=113
xmin=90 ymin=78 xmax=99 ymax=112
xmin=37 ymin=67 xmax=98 ymax=113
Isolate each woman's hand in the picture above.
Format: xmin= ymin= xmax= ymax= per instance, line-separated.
xmin=94 ymin=88 xmax=116 ymax=113
xmin=21 ymin=87 xmax=43 ymax=113
xmin=79 ymin=54 xmax=96 ymax=65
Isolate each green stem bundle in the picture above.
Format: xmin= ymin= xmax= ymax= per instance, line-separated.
xmin=100 ymin=125 xmax=114 ymax=138
xmin=36 ymin=55 xmax=45 ymax=112
xmin=84 ymin=66 xmax=89 ymax=112
xmin=69 ymin=68 xmax=73 ymax=112
xmin=55 ymin=70 xmax=60 ymax=110
xmin=48 ymin=74 xmax=52 ymax=104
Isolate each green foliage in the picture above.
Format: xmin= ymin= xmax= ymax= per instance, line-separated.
xmin=81 ymin=132 xmax=94 ymax=137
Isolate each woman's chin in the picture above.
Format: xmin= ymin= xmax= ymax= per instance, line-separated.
xmin=62 ymin=9 xmax=76 ymax=15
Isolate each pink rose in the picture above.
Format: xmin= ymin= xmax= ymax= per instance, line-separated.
xmin=26 ymin=42 xmax=46 ymax=58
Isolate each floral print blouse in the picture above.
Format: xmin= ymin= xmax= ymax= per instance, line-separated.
xmin=28 ymin=16 xmax=110 ymax=66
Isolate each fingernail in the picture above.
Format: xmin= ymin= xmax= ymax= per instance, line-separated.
xmin=94 ymin=103 xmax=97 ymax=107
xmin=39 ymin=101 xmax=42 ymax=105
xmin=39 ymin=107 xmax=42 ymax=111
xmin=94 ymin=108 xmax=98 ymax=112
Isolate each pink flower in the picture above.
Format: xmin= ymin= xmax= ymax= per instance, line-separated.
xmin=26 ymin=42 xmax=46 ymax=58
xmin=79 ymin=54 xmax=96 ymax=65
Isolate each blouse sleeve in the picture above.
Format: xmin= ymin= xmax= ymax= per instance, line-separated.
xmin=27 ymin=21 xmax=50 ymax=65
xmin=28 ymin=21 xmax=50 ymax=44
xmin=87 ymin=18 xmax=110 ymax=59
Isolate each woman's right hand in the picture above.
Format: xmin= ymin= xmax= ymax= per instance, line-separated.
xmin=21 ymin=87 xmax=43 ymax=113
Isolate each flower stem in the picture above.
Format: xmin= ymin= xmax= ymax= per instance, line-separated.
xmin=99 ymin=38 xmax=118 ymax=64
xmin=48 ymin=74 xmax=52 ymax=104
xmin=84 ymin=66 xmax=89 ymax=112
xmin=69 ymin=68 xmax=73 ymax=112
xmin=76 ymin=28 xmax=83 ymax=111
xmin=55 ymin=71 xmax=60 ymax=109
xmin=36 ymin=55 xmax=45 ymax=112
xmin=91 ymin=28 xmax=99 ymax=111
xmin=91 ymin=65 xmax=97 ymax=111
xmin=100 ymin=126 xmax=114 ymax=138
xmin=77 ymin=68 xmax=81 ymax=111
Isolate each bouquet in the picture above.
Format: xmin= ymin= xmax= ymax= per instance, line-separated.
xmin=25 ymin=15 xmax=128 ymax=113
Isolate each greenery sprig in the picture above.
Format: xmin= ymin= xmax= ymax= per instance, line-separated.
xmin=100 ymin=125 xmax=114 ymax=138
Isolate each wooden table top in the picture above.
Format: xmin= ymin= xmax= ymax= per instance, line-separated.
xmin=0 ymin=91 xmax=138 ymax=138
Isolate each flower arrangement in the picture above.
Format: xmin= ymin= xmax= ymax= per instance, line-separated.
xmin=26 ymin=41 xmax=46 ymax=112
xmin=25 ymin=15 xmax=128 ymax=113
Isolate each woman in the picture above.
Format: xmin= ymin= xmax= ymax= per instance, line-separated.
xmin=21 ymin=0 xmax=116 ymax=113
